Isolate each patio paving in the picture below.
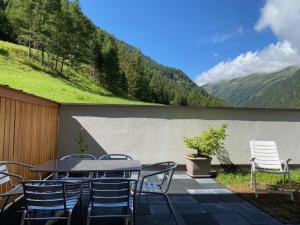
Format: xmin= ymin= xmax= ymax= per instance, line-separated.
xmin=0 ymin=171 xmax=284 ymax=225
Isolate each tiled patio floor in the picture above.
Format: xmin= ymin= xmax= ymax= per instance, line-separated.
xmin=0 ymin=171 xmax=284 ymax=225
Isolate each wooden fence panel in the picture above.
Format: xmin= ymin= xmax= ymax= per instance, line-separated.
xmin=0 ymin=86 xmax=59 ymax=194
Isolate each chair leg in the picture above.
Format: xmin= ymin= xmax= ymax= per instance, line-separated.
xmin=250 ymin=169 xmax=253 ymax=189
xmin=67 ymin=209 xmax=73 ymax=225
xmin=287 ymin=172 xmax=294 ymax=201
xmin=253 ymin=171 xmax=258 ymax=198
xmin=86 ymin=207 xmax=91 ymax=225
xmin=20 ymin=210 xmax=26 ymax=225
xmin=130 ymin=215 xmax=134 ymax=225
xmin=282 ymin=173 xmax=286 ymax=191
xmin=161 ymin=193 xmax=179 ymax=225
xmin=80 ymin=198 xmax=83 ymax=225
xmin=0 ymin=195 xmax=10 ymax=214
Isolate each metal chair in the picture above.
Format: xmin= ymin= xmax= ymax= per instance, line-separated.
xmin=0 ymin=161 xmax=34 ymax=214
xmin=137 ymin=161 xmax=178 ymax=225
xmin=87 ymin=178 xmax=137 ymax=225
xmin=99 ymin=154 xmax=133 ymax=178
xmin=250 ymin=141 xmax=294 ymax=201
xmin=60 ymin=154 xmax=97 ymax=179
xmin=60 ymin=154 xmax=97 ymax=195
xmin=99 ymin=154 xmax=133 ymax=160
xmin=60 ymin=154 xmax=97 ymax=161
xmin=21 ymin=180 xmax=82 ymax=225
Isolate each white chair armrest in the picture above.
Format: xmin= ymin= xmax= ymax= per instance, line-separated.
xmin=280 ymin=158 xmax=292 ymax=164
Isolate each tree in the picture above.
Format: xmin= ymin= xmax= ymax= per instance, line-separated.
xmin=6 ymin=0 xmax=37 ymax=57
xmin=0 ymin=9 xmax=14 ymax=41
xmin=97 ymin=36 xmax=121 ymax=91
xmin=171 ymin=87 xmax=187 ymax=106
xmin=126 ymin=50 xmax=149 ymax=99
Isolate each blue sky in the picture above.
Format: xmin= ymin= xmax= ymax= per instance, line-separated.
xmin=80 ymin=0 xmax=280 ymax=81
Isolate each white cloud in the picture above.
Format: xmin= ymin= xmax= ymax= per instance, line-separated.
xmin=196 ymin=42 xmax=300 ymax=86
xmin=212 ymin=26 xmax=243 ymax=44
xmin=196 ymin=0 xmax=300 ymax=86
xmin=255 ymin=0 xmax=300 ymax=51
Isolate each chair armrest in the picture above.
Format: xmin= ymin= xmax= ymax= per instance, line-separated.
xmin=142 ymin=168 xmax=171 ymax=179
xmin=0 ymin=161 xmax=34 ymax=169
xmin=280 ymin=158 xmax=292 ymax=164
xmin=280 ymin=159 xmax=292 ymax=171
xmin=0 ymin=171 xmax=23 ymax=181
xmin=142 ymin=161 xmax=172 ymax=169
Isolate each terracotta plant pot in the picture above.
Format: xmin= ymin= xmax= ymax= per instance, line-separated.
xmin=185 ymin=155 xmax=212 ymax=178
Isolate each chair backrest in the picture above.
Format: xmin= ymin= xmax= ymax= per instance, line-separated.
xmin=250 ymin=141 xmax=282 ymax=170
xmin=90 ymin=178 xmax=136 ymax=209
xmin=23 ymin=181 xmax=68 ymax=211
xmin=157 ymin=162 xmax=177 ymax=192
xmin=0 ymin=164 xmax=10 ymax=186
xmin=99 ymin=154 xmax=133 ymax=160
xmin=60 ymin=154 xmax=96 ymax=160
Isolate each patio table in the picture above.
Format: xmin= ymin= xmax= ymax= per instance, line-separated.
xmin=31 ymin=159 xmax=142 ymax=174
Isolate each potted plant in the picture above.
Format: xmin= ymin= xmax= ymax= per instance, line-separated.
xmin=183 ymin=123 xmax=227 ymax=177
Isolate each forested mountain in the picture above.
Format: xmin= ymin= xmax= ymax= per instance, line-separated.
xmin=0 ymin=0 xmax=226 ymax=107
xmin=204 ymin=67 xmax=300 ymax=108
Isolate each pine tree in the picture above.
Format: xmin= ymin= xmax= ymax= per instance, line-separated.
xmin=97 ymin=36 xmax=121 ymax=91
xmin=126 ymin=50 xmax=149 ymax=99
xmin=6 ymin=0 xmax=37 ymax=57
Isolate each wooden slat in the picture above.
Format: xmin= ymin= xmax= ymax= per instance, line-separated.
xmin=0 ymin=88 xmax=59 ymax=195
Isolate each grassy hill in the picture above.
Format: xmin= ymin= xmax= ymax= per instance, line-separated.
xmin=0 ymin=40 xmax=152 ymax=104
xmin=204 ymin=67 xmax=300 ymax=108
xmin=0 ymin=0 xmax=226 ymax=107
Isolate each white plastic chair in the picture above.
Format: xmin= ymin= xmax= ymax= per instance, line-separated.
xmin=250 ymin=141 xmax=294 ymax=201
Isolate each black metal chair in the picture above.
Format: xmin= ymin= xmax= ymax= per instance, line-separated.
xmin=60 ymin=154 xmax=97 ymax=195
xmin=98 ymin=154 xmax=133 ymax=160
xmin=99 ymin=154 xmax=133 ymax=178
xmin=21 ymin=180 xmax=82 ymax=225
xmin=87 ymin=178 xmax=138 ymax=225
xmin=137 ymin=161 xmax=178 ymax=225
xmin=0 ymin=161 xmax=34 ymax=214
xmin=60 ymin=154 xmax=96 ymax=178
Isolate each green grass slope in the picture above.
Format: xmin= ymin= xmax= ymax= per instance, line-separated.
xmin=0 ymin=41 xmax=152 ymax=105
xmin=204 ymin=67 xmax=300 ymax=108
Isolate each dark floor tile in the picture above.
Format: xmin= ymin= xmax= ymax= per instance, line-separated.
xmin=85 ymin=218 xmax=124 ymax=225
xmin=193 ymin=194 xmax=223 ymax=203
xmin=182 ymin=213 xmax=219 ymax=225
xmin=136 ymin=215 xmax=154 ymax=225
xmin=149 ymin=204 xmax=171 ymax=215
xmin=147 ymin=195 xmax=167 ymax=204
xmin=201 ymin=202 xmax=235 ymax=213
xmin=169 ymin=195 xmax=198 ymax=204
xmin=226 ymin=202 xmax=259 ymax=212
xmin=212 ymin=213 xmax=251 ymax=225
xmin=175 ymin=202 xmax=206 ymax=214
xmin=239 ymin=211 xmax=282 ymax=225
xmin=153 ymin=214 xmax=177 ymax=225
xmin=137 ymin=204 xmax=151 ymax=215
xmin=219 ymin=194 xmax=245 ymax=202
xmin=138 ymin=196 xmax=149 ymax=204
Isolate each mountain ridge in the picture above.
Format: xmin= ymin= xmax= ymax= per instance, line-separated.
xmin=204 ymin=66 xmax=300 ymax=108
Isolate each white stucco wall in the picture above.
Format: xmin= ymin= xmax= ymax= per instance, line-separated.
xmin=57 ymin=104 xmax=300 ymax=165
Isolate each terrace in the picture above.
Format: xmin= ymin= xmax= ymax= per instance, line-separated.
xmin=0 ymin=85 xmax=299 ymax=225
